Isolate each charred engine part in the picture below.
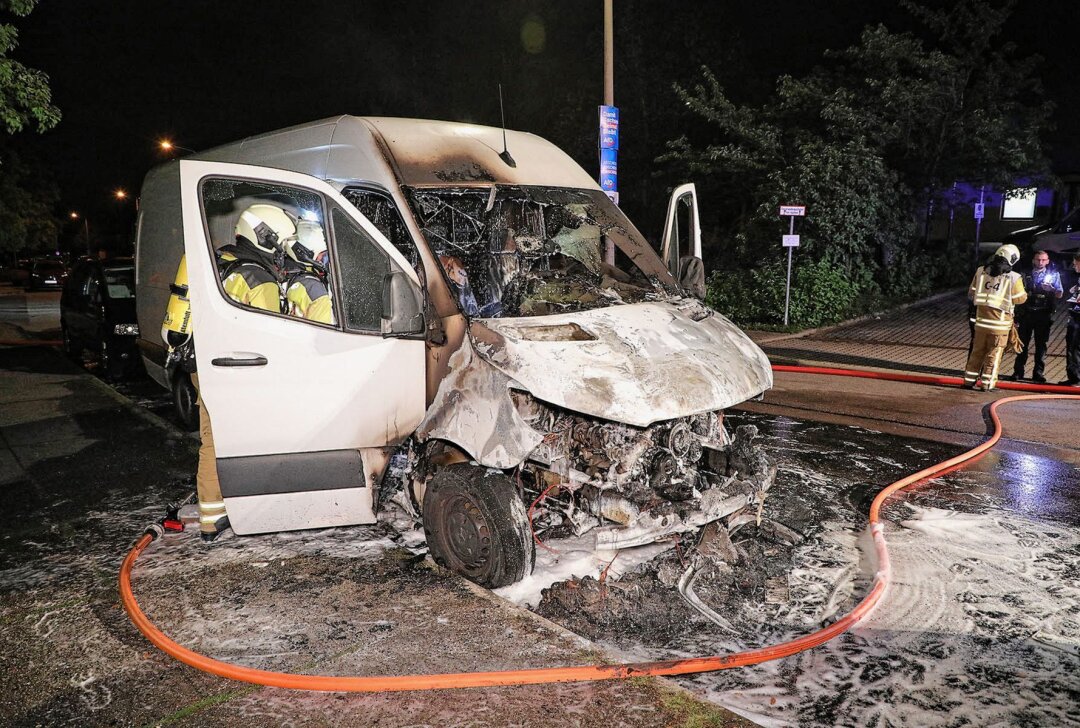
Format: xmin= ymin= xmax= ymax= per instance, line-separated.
xmin=512 ymin=391 xmax=729 ymax=508
xmin=378 ymin=439 xmax=419 ymax=517
xmin=677 ymin=561 xmax=737 ymax=634
xmin=707 ymin=424 xmax=770 ymax=478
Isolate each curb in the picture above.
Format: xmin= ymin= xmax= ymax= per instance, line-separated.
xmin=80 ymin=364 xmax=201 ymax=446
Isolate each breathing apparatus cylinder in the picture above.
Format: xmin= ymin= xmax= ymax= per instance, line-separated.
xmin=161 ymin=255 xmax=193 ymax=350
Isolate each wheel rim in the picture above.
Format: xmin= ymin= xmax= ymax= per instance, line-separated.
xmin=442 ymin=494 xmax=492 ymax=572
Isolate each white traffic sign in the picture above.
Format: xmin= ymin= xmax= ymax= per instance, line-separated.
xmin=783 ymin=235 xmax=800 ymax=247
xmin=780 ymin=205 xmax=806 ymax=217
xmin=973 ymin=203 xmax=985 ymax=220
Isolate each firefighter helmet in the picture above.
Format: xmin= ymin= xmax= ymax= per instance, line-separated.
xmin=286 ymin=220 xmax=328 ymax=267
xmin=994 ymin=244 xmax=1021 ymax=268
xmin=235 ymin=204 xmax=297 ymax=255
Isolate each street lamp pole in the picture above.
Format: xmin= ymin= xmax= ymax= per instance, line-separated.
xmin=70 ymin=212 xmax=90 ymax=256
xmin=600 ymin=0 xmax=616 ymax=265
xmin=603 ymin=0 xmax=613 ymax=108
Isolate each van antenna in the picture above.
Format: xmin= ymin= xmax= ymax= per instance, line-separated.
xmin=498 ymin=84 xmax=517 ymax=168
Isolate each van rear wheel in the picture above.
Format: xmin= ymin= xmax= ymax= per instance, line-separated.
xmin=422 ymin=464 xmax=534 ymax=588
xmin=172 ymin=371 xmax=199 ymax=431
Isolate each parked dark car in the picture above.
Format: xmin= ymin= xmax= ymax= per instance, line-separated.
xmin=26 ymin=259 xmax=68 ymax=291
xmin=60 ymin=257 xmax=141 ymax=379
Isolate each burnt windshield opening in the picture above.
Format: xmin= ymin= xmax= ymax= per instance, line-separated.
xmin=404 ymin=186 xmax=675 ymax=318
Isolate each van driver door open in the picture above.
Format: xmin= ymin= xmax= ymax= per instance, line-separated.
xmin=178 ymin=160 xmax=426 ymax=535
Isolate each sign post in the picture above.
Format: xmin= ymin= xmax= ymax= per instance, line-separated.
xmin=779 ymin=205 xmax=805 ymax=326
xmin=973 ymin=185 xmax=985 ymax=264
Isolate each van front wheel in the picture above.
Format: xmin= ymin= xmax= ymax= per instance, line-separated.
xmin=423 ymin=464 xmax=534 ymax=589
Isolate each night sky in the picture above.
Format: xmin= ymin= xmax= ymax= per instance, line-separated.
xmin=12 ymin=0 xmax=1079 ymax=244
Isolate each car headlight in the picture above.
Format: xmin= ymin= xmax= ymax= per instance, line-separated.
xmin=114 ymin=323 xmax=140 ymax=336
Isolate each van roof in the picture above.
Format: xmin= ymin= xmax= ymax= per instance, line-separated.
xmin=194 ymin=116 xmax=600 ymax=191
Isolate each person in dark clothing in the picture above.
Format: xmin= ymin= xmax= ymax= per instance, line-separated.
xmin=1012 ymin=250 xmax=1063 ymax=383
xmin=1062 ymin=253 xmax=1080 ymax=386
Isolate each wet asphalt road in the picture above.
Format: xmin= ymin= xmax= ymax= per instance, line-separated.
xmin=2 ymin=283 xmax=1078 ymax=726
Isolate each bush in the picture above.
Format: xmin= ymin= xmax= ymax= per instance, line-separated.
xmin=707 ymin=257 xmax=860 ymax=328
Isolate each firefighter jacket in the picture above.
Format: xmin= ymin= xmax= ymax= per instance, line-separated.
xmin=284 ymin=263 xmax=334 ymax=324
xmin=216 ymin=241 xmax=285 ymax=314
xmin=969 ymin=267 xmax=1027 ymax=334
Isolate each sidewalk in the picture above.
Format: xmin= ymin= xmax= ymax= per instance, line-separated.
xmin=751 ymin=289 xmax=1070 ymax=383
xmin=0 ymin=344 xmax=750 ymax=727
xmin=738 ymin=290 xmax=1080 ymax=460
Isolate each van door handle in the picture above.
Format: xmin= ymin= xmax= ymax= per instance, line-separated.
xmin=211 ymin=356 xmax=268 ymax=367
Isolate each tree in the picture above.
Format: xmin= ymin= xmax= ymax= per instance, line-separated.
xmin=1 ymin=0 xmax=60 ymax=257
xmin=660 ymin=0 xmax=1050 ymax=322
xmin=1 ymin=0 xmax=59 ymax=133
xmin=0 ymin=141 xmax=59 ymax=255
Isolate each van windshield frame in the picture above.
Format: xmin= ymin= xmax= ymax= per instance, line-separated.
xmin=403 ymin=185 xmax=677 ymax=318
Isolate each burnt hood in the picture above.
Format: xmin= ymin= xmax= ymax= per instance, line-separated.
xmin=470 ymin=300 xmax=773 ymax=428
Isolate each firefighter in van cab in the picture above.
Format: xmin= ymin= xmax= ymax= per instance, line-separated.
xmin=216 ymin=203 xmax=293 ymax=312
xmin=964 ymin=244 xmax=1027 ymax=391
xmin=283 ymin=218 xmax=334 ymax=324
xmin=160 ymin=203 xmax=296 ymax=541
xmin=1010 ymin=249 xmax=1063 ymax=384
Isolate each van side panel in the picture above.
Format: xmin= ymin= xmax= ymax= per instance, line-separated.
xmin=135 ymin=163 xmax=183 ymax=386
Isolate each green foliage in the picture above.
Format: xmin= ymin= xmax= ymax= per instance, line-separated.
xmin=707 ymin=257 xmax=860 ymax=329
xmin=663 ymin=0 xmax=1049 ymax=328
xmin=0 ymin=142 xmax=59 ymax=254
xmin=0 ymin=0 xmax=59 ymax=134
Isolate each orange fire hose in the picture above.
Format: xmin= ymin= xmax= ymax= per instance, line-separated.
xmin=119 ymin=366 xmax=1080 ymax=692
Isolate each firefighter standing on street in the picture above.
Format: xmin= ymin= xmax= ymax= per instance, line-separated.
xmin=1062 ymin=252 xmax=1080 ymax=386
xmin=964 ymin=244 xmax=1027 ymax=391
xmin=1011 ymin=249 xmax=1063 ymax=383
xmin=161 ymin=203 xmax=295 ymax=541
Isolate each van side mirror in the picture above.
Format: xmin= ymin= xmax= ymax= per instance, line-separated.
xmin=381 ymin=270 xmax=425 ymax=337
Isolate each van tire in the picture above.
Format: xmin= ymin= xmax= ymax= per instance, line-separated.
xmin=172 ymin=371 xmax=199 ymax=431
xmin=422 ymin=464 xmax=534 ymax=589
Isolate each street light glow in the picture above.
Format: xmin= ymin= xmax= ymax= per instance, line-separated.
xmin=159 ymin=138 xmax=195 ymax=154
xmin=70 ymin=211 xmax=79 ymax=219
xmin=115 ymin=189 xmax=127 ymax=200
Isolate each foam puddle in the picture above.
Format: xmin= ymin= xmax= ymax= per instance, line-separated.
xmin=704 ymin=505 xmax=1080 ymax=727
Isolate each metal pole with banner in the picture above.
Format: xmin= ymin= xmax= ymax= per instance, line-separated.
xmin=599 ymin=105 xmax=619 ymax=264
xmin=973 ymin=185 xmax=985 ymax=264
xmin=779 ymin=205 xmax=805 ymax=326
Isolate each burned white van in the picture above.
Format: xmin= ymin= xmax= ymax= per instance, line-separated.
xmin=135 ymin=116 xmax=774 ymax=587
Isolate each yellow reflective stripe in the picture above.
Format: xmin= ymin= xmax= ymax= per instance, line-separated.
xmin=286 ymin=280 xmax=315 ymax=313
xmin=305 ymin=296 xmax=334 ymax=324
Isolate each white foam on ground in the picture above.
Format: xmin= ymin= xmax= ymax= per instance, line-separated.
xmin=494 ymin=533 xmax=673 ymax=608
xmin=698 ymin=505 xmax=1080 ymax=727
